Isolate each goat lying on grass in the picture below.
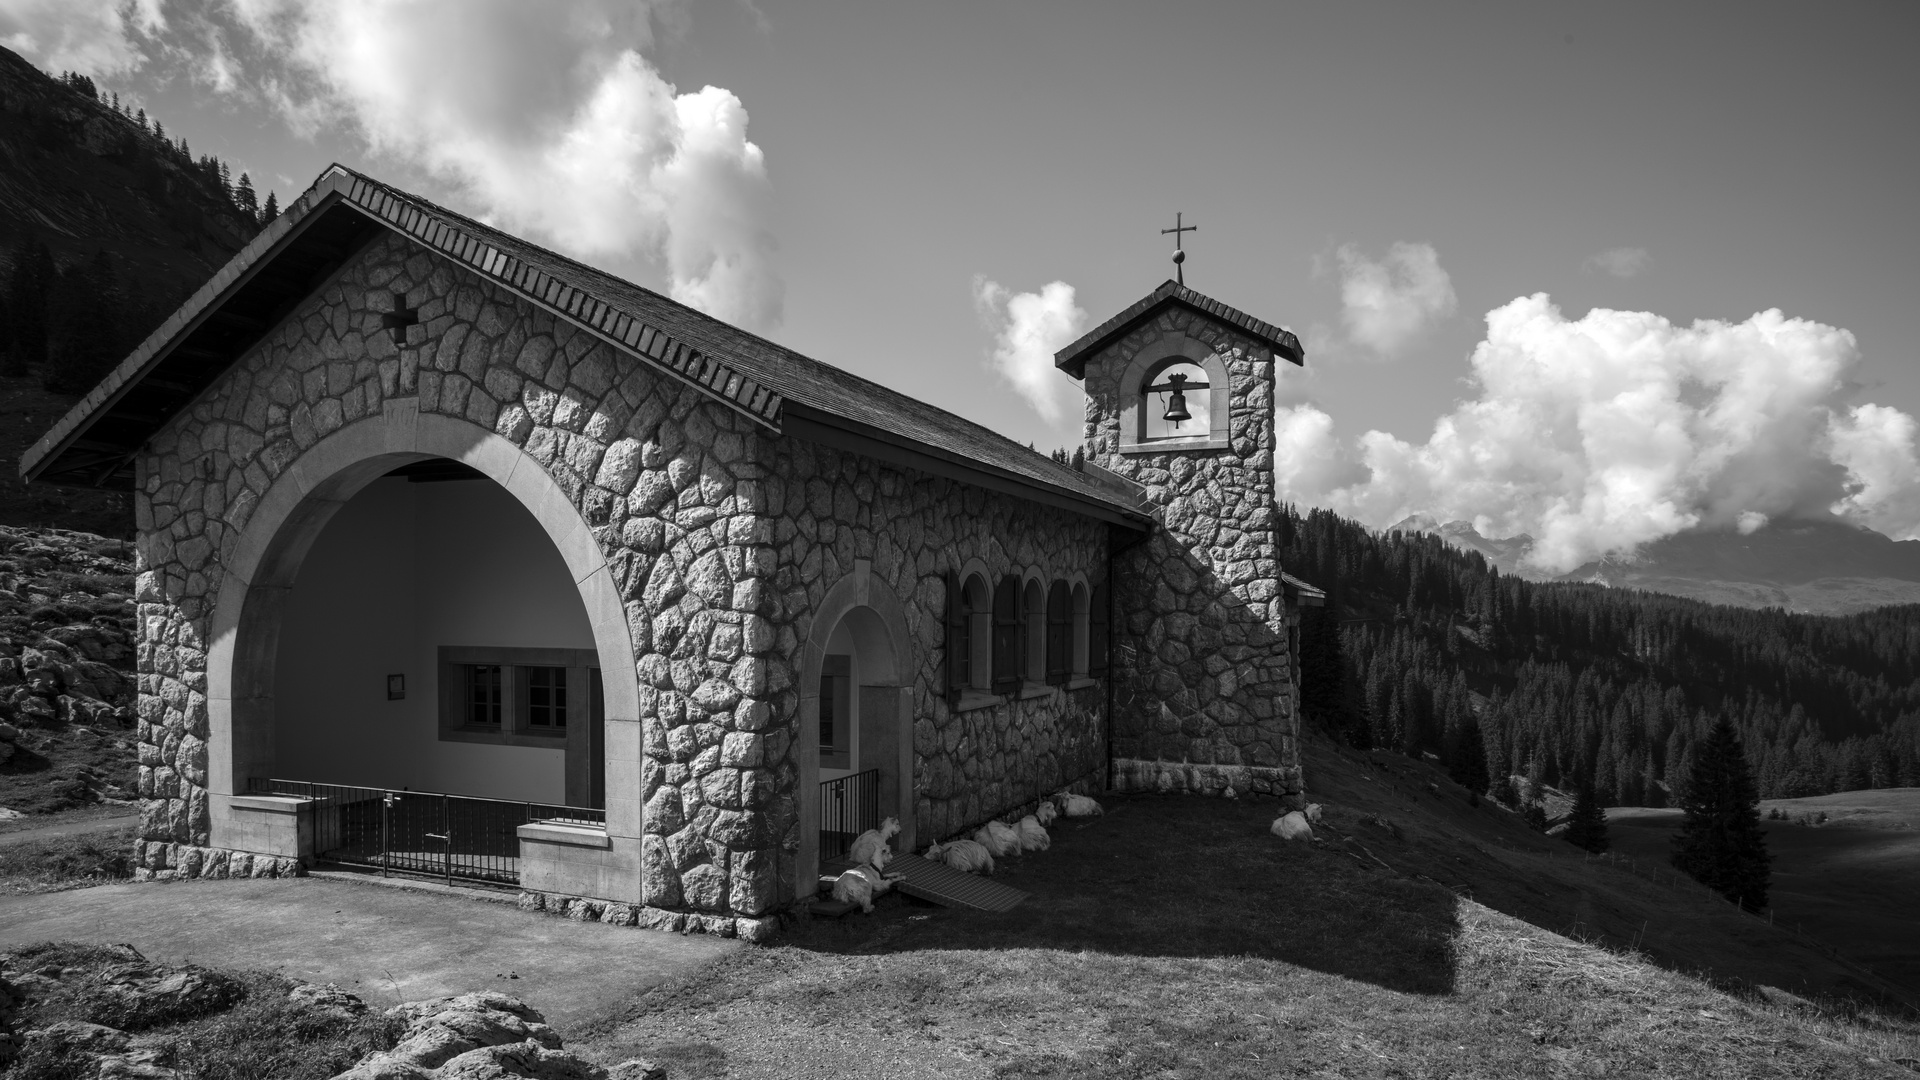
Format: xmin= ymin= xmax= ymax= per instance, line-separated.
xmin=832 ymin=844 xmax=905 ymax=913
xmin=1055 ymin=791 xmax=1103 ymax=817
xmin=1016 ymin=814 xmax=1050 ymax=852
xmin=974 ymin=820 xmax=1021 ymax=858
xmin=848 ymin=816 xmax=900 ymax=867
xmin=1035 ymin=800 xmax=1058 ymax=827
xmin=925 ymin=838 xmax=995 ymax=874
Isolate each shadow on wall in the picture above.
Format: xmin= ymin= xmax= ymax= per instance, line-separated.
xmin=784 ymin=793 xmax=1460 ymax=998
xmin=1110 ymin=513 xmax=1296 ymax=784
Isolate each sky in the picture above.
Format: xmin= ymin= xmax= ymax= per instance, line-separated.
xmin=4 ymin=0 xmax=1917 ymax=569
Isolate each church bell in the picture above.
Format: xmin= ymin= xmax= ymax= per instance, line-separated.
xmin=1161 ymin=373 xmax=1192 ymax=423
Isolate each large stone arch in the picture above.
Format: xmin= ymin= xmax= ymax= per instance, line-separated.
xmin=794 ymin=557 xmax=915 ymax=897
xmin=204 ymin=400 xmax=643 ymax=848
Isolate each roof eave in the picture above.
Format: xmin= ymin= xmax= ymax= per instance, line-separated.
xmin=782 ymin=402 xmax=1153 ymax=530
xmin=1053 ymin=281 xmax=1305 ymax=379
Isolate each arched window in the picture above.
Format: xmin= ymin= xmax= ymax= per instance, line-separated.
xmin=1046 ymin=580 xmax=1071 ymax=685
xmin=992 ymin=574 xmax=1021 ymax=693
xmin=944 ymin=571 xmax=996 ymax=701
xmin=1022 ymin=578 xmax=1046 ymax=684
xmin=1070 ymin=582 xmax=1090 ymax=678
xmin=1143 ymin=360 xmax=1210 ymax=442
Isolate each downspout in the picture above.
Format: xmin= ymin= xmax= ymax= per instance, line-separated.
xmin=1104 ymin=520 xmax=1151 ymax=792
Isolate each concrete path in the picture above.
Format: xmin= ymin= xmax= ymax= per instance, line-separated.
xmin=0 ymin=876 xmax=739 ymax=1031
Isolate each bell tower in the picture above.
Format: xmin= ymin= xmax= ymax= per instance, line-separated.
xmin=1054 ymin=279 xmax=1311 ymax=800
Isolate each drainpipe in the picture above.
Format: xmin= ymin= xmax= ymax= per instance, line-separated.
xmin=1105 ymin=521 xmax=1151 ymax=792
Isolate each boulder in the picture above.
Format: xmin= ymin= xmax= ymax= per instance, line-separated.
xmin=289 ymin=982 xmax=368 ymax=1016
xmin=332 ymin=993 xmax=606 ymax=1080
xmin=1270 ymin=811 xmax=1313 ymax=842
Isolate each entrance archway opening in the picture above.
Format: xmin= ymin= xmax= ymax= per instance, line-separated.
xmin=268 ymin=457 xmax=605 ymax=808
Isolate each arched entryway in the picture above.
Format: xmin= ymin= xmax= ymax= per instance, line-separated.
xmin=203 ymin=409 xmax=644 ymax=887
xmin=796 ymin=559 xmax=913 ymax=897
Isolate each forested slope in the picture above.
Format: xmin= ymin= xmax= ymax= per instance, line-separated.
xmin=1282 ymin=505 xmax=1920 ymax=804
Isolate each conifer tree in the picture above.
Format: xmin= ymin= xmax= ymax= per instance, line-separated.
xmin=1564 ymin=783 xmax=1609 ymax=852
xmin=1671 ymin=717 xmax=1771 ymax=911
xmin=234 ymin=172 xmax=259 ymax=219
xmin=260 ymin=190 xmax=280 ymax=226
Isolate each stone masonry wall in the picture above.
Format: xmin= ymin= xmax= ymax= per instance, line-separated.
xmin=132 ymin=231 xmax=789 ymax=919
xmin=1080 ymin=307 xmax=1302 ymax=797
xmin=762 ymin=439 xmax=1109 ymax=877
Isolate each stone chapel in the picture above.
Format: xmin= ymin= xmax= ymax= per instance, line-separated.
xmin=22 ymin=165 xmax=1321 ymax=938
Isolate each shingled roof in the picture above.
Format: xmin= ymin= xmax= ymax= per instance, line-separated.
xmin=1053 ymin=279 xmax=1305 ymax=380
xmin=22 ymin=166 xmax=1151 ymax=527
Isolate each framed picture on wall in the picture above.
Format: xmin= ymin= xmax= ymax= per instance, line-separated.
xmin=387 ymin=674 xmax=405 ymax=701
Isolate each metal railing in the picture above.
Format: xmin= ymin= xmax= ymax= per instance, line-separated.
xmin=247 ymin=778 xmax=604 ymax=885
xmin=819 ymin=768 xmax=880 ymax=862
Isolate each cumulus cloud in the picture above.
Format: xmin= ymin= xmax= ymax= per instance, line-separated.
xmin=0 ymin=0 xmax=165 ymax=75
xmin=1585 ymin=246 xmax=1652 ymax=278
xmin=972 ymin=277 xmax=1088 ymax=423
xmin=221 ymin=0 xmax=782 ymax=331
xmin=11 ymin=0 xmax=784 ymax=332
xmin=1275 ymin=295 xmax=1920 ymax=571
xmin=1334 ymin=241 xmax=1457 ymax=355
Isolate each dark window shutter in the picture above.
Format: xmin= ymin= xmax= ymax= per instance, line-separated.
xmin=1047 ymin=581 xmax=1070 ymax=684
xmin=992 ymin=574 xmax=1021 ymax=694
xmin=1089 ymin=584 xmax=1109 ymax=677
xmin=944 ymin=571 xmax=966 ymax=702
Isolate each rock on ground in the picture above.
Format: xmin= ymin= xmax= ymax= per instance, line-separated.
xmin=332 ymin=991 xmax=618 ymax=1080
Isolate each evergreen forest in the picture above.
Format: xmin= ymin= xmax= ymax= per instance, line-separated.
xmin=1281 ymin=505 xmax=1920 ymax=806
xmin=0 ymin=69 xmax=278 ymax=394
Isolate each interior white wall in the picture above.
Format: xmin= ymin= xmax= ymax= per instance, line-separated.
xmin=273 ymin=475 xmax=595 ymax=802
xmin=818 ymin=619 xmax=859 ymax=783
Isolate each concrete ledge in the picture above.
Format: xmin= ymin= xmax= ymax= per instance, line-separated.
xmin=518 ymin=822 xmax=613 ymax=849
xmin=1118 ymin=436 xmax=1229 ymax=455
xmin=228 ymin=794 xmax=310 ymax=813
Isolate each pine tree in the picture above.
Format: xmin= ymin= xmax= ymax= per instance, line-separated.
xmin=1564 ymin=784 xmax=1609 ymax=853
xmin=234 ymin=172 xmax=259 ymax=220
xmin=1671 ymin=717 xmax=1771 ymax=911
xmin=260 ymin=190 xmax=280 ymax=226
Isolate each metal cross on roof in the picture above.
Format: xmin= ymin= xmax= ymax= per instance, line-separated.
xmin=1161 ymin=212 xmax=1197 ymax=286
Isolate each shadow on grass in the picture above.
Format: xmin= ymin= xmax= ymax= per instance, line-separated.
xmin=783 ymin=793 xmax=1461 ymax=997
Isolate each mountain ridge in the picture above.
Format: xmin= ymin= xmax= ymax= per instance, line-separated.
xmin=1386 ymin=513 xmax=1920 ymax=615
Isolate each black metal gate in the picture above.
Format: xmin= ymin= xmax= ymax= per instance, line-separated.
xmin=819 ymin=768 xmax=880 ymax=861
xmin=248 ymin=779 xmax=602 ymax=885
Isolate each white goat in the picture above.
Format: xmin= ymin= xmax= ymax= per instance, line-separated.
xmin=974 ymin=820 xmax=1021 ymax=858
xmin=848 ymin=816 xmax=901 ymax=868
xmin=831 ymin=843 xmax=903 ymax=913
xmin=925 ymin=839 xmax=995 ymax=875
xmin=1034 ymin=801 xmax=1058 ymax=827
xmin=1057 ymin=792 xmax=1103 ymax=818
xmin=1015 ymin=814 xmax=1050 ymax=852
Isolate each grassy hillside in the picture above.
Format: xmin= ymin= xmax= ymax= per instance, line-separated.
xmin=1610 ymin=791 xmax=1920 ymax=1000
xmin=571 ymin=779 xmax=1920 ymax=1078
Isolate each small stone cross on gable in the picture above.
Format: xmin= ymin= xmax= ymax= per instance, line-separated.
xmin=381 ymin=292 xmax=419 ymax=346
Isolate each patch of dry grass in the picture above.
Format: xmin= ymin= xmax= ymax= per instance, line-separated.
xmin=0 ymin=821 xmax=135 ymax=893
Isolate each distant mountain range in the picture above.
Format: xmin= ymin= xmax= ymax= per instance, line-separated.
xmin=1385 ymin=513 xmax=1920 ymax=615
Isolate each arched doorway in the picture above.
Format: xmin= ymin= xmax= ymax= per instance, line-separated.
xmin=796 ymin=561 xmax=913 ymax=898
xmin=271 ymin=457 xmax=602 ymax=806
xmin=204 ymin=412 xmax=644 ymax=889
